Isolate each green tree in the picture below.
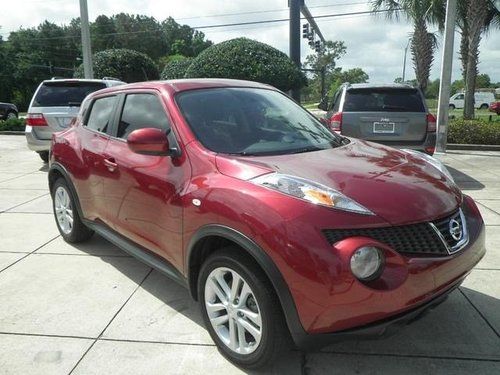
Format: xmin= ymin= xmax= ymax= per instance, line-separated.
xmin=329 ymin=68 xmax=369 ymax=95
xmin=160 ymin=57 xmax=193 ymax=79
xmin=426 ymin=78 xmax=440 ymax=99
xmin=74 ymin=49 xmax=159 ymax=82
xmin=456 ymin=0 xmax=500 ymax=118
xmin=476 ymin=73 xmax=491 ymax=89
xmin=372 ymin=0 xmax=445 ymax=92
xmin=185 ymin=38 xmax=306 ymax=91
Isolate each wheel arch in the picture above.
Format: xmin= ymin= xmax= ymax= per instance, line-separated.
xmin=186 ymin=224 xmax=305 ymax=339
xmin=48 ymin=163 xmax=85 ymax=219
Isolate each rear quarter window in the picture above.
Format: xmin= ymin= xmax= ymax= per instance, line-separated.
xmin=32 ymin=81 xmax=107 ymax=107
xmin=344 ymin=88 xmax=425 ymax=112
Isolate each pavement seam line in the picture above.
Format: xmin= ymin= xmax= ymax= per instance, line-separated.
xmin=68 ymin=268 xmax=154 ymax=375
xmin=476 ymin=201 xmax=500 ymax=217
xmin=459 ymin=288 xmax=500 ymax=338
xmin=0 ymin=192 xmax=50 ymax=214
xmin=31 ymin=252 xmax=132 ymax=258
xmin=0 ymin=171 xmax=42 ymax=184
xmin=0 ymin=235 xmax=60 ymax=274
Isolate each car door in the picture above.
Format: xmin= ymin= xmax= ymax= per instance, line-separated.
xmin=454 ymin=94 xmax=465 ymax=109
xmin=75 ymin=95 xmax=119 ymax=221
xmin=102 ymin=91 xmax=190 ymax=270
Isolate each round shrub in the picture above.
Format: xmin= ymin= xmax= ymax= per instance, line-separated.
xmin=448 ymin=118 xmax=500 ymax=145
xmin=74 ymin=49 xmax=159 ymax=82
xmin=161 ymin=58 xmax=193 ymax=80
xmin=184 ymin=38 xmax=306 ymax=91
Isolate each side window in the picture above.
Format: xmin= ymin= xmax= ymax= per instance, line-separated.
xmin=85 ymin=96 xmax=117 ymax=133
xmin=456 ymin=94 xmax=464 ymax=100
xmin=117 ymin=94 xmax=170 ymax=139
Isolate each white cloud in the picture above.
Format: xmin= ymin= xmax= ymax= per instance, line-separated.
xmin=1 ymin=0 xmax=499 ymax=83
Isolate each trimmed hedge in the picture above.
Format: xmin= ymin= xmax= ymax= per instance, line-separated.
xmin=74 ymin=49 xmax=159 ymax=82
xmin=0 ymin=118 xmax=26 ymax=131
xmin=161 ymin=58 xmax=193 ymax=80
xmin=185 ymin=38 xmax=306 ymax=91
xmin=448 ymin=118 xmax=500 ymax=145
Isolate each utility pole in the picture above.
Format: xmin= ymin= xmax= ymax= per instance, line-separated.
xmin=402 ymin=38 xmax=411 ymax=82
xmin=436 ymin=0 xmax=457 ymax=153
xmin=289 ymin=0 xmax=302 ymax=102
xmin=79 ymin=0 xmax=93 ymax=79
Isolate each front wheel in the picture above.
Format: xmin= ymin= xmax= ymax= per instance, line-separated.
xmin=479 ymin=104 xmax=489 ymax=110
xmin=51 ymin=178 xmax=94 ymax=243
xmin=198 ymin=248 xmax=291 ymax=369
xmin=449 ymin=104 xmax=456 ymax=110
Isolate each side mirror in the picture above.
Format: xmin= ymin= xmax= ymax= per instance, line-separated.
xmin=318 ymin=96 xmax=329 ymax=111
xmin=127 ymin=128 xmax=177 ymax=156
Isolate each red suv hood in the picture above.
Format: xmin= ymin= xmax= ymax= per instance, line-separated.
xmin=215 ymin=140 xmax=461 ymax=225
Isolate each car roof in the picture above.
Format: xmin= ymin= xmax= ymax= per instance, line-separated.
xmin=347 ymin=83 xmax=417 ymax=90
xmin=41 ymin=78 xmax=124 ymax=85
xmin=92 ymin=79 xmax=276 ymax=96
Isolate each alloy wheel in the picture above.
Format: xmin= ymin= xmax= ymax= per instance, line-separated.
xmin=204 ymin=267 xmax=262 ymax=355
xmin=54 ymin=186 xmax=74 ymax=235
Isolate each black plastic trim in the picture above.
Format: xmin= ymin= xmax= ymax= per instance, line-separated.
xmin=186 ymin=224 xmax=307 ymax=341
xmin=84 ymin=220 xmax=188 ymax=288
xmin=48 ymin=163 xmax=85 ymax=219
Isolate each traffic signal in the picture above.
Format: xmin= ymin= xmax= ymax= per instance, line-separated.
xmin=302 ymin=23 xmax=310 ymax=39
xmin=314 ymin=40 xmax=321 ymax=53
xmin=308 ymin=29 xmax=315 ymax=43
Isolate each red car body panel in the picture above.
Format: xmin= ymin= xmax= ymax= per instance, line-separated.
xmin=50 ymin=79 xmax=485 ymax=340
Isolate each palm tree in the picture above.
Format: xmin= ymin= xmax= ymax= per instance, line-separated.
xmin=456 ymin=0 xmax=500 ymax=119
xmin=371 ymin=0 xmax=445 ymax=93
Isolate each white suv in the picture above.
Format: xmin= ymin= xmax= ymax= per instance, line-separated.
xmin=26 ymin=78 xmax=124 ymax=162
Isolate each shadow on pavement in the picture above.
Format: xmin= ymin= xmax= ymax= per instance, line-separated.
xmin=446 ymin=166 xmax=485 ymax=190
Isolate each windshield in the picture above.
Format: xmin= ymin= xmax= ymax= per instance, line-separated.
xmin=176 ymin=87 xmax=343 ymax=156
xmin=32 ymin=81 xmax=106 ymax=107
xmin=344 ymin=88 xmax=425 ymax=112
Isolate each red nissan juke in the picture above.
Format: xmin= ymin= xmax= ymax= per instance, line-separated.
xmin=48 ymin=79 xmax=485 ymax=369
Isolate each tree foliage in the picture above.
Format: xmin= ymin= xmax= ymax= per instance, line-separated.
xmin=160 ymin=57 xmax=193 ymax=80
xmin=329 ymin=68 xmax=369 ymax=95
xmin=74 ymin=49 xmax=159 ymax=82
xmin=0 ymin=15 xmax=212 ymax=109
xmin=185 ymin=38 xmax=306 ymax=91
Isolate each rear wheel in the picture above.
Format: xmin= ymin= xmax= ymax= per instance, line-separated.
xmin=38 ymin=151 xmax=49 ymax=163
xmin=6 ymin=112 xmax=17 ymax=120
xmin=51 ymin=178 xmax=93 ymax=243
xmin=198 ymin=248 xmax=291 ymax=369
xmin=479 ymin=103 xmax=489 ymax=110
xmin=449 ymin=104 xmax=456 ymax=110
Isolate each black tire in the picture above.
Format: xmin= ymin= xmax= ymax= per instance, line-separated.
xmin=479 ymin=104 xmax=489 ymax=110
xmin=198 ymin=247 xmax=291 ymax=369
xmin=449 ymin=104 xmax=456 ymax=110
xmin=6 ymin=111 xmax=18 ymax=120
xmin=51 ymin=178 xmax=94 ymax=243
xmin=38 ymin=151 xmax=49 ymax=163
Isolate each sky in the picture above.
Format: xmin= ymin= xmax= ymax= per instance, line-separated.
xmin=1 ymin=0 xmax=499 ymax=84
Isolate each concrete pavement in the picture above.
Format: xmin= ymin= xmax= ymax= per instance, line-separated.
xmin=0 ymin=135 xmax=498 ymax=374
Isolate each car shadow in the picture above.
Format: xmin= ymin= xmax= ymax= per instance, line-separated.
xmin=38 ymin=164 xmax=49 ymax=172
xmin=67 ymin=235 xmax=302 ymax=374
xmin=445 ymin=166 xmax=485 ymax=190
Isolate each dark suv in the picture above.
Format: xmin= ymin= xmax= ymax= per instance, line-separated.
xmin=0 ymin=102 xmax=18 ymax=120
xmin=320 ymin=83 xmax=437 ymax=155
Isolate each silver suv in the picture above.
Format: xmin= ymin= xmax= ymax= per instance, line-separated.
xmin=320 ymin=83 xmax=436 ymax=155
xmin=26 ymin=78 xmax=124 ymax=162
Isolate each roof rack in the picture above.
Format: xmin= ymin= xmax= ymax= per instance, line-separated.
xmin=102 ymin=76 xmax=121 ymax=81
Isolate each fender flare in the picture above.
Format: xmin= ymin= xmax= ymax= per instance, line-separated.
xmin=48 ymin=162 xmax=85 ymax=219
xmin=186 ymin=224 xmax=306 ymax=339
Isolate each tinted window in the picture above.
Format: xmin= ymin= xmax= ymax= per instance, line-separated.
xmin=344 ymin=88 xmax=425 ymax=112
xmin=176 ymin=88 xmax=342 ymax=155
xmin=86 ymin=96 xmax=117 ymax=133
xmin=33 ymin=81 xmax=106 ymax=107
xmin=117 ymin=94 xmax=170 ymax=139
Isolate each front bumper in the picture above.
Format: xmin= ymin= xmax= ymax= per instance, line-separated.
xmin=293 ymin=275 xmax=463 ymax=350
xmin=25 ymin=126 xmax=51 ymax=152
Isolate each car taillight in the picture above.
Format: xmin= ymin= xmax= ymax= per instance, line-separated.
xmin=26 ymin=113 xmax=48 ymax=126
xmin=426 ymin=113 xmax=436 ymax=133
xmin=329 ymin=112 xmax=342 ymax=132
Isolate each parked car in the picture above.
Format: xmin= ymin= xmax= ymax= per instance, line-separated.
xmin=26 ymin=78 xmax=124 ymax=162
xmin=319 ymin=83 xmax=437 ymax=155
xmin=49 ymin=79 xmax=485 ymax=369
xmin=489 ymin=101 xmax=500 ymax=115
xmin=449 ymin=91 xmax=495 ymax=110
xmin=0 ymin=102 xmax=18 ymax=120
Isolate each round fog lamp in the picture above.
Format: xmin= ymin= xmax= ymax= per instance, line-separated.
xmin=350 ymin=246 xmax=384 ymax=281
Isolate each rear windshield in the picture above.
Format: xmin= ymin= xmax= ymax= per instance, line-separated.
xmin=32 ymin=81 xmax=106 ymax=107
xmin=344 ymin=88 xmax=425 ymax=112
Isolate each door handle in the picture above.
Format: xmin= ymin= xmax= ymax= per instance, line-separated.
xmin=104 ymin=158 xmax=118 ymax=172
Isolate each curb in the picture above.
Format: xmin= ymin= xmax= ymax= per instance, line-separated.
xmin=0 ymin=131 xmax=24 ymax=135
xmin=447 ymin=143 xmax=500 ymax=152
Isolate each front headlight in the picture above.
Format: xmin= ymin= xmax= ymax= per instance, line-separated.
xmin=250 ymin=173 xmax=374 ymax=215
xmin=403 ymin=149 xmax=455 ymax=182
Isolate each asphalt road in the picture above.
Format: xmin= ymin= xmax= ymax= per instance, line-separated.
xmin=0 ymin=135 xmax=498 ymax=374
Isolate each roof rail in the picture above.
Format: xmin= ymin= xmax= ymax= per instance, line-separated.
xmin=51 ymin=76 xmax=66 ymax=80
xmin=102 ymin=76 xmax=121 ymax=81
